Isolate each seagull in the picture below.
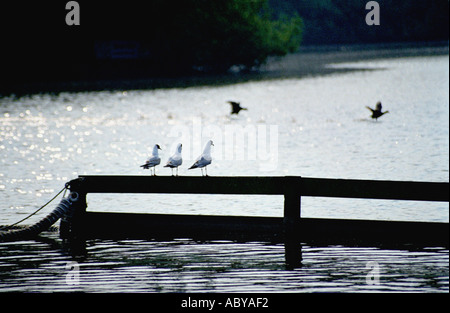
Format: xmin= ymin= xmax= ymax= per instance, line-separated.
xmin=227 ymin=101 xmax=247 ymax=115
xmin=140 ymin=144 xmax=161 ymax=176
xmin=164 ymin=143 xmax=183 ymax=176
xmin=366 ymin=101 xmax=389 ymax=120
xmin=188 ymin=140 xmax=214 ymax=176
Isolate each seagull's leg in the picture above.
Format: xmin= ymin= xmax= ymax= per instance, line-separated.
xmin=171 ymin=168 xmax=174 ymax=176
xmin=176 ymin=167 xmax=178 ymax=176
xmin=205 ymin=166 xmax=208 ymax=177
xmin=201 ymin=168 xmax=204 ymax=176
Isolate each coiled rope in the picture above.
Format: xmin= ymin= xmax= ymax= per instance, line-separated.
xmin=0 ymin=185 xmax=78 ymax=242
xmin=0 ymin=186 xmax=67 ymax=231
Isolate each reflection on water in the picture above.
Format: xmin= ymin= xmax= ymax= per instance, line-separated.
xmin=0 ymin=53 xmax=448 ymax=292
xmin=0 ymin=233 xmax=448 ymax=292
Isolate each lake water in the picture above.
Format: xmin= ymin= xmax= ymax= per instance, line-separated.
xmin=0 ymin=51 xmax=448 ymax=292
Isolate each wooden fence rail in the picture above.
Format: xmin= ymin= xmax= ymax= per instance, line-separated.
xmin=69 ymin=175 xmax=448 ymax=201
xmin=63 ymin=175 xmax=449 ymax=249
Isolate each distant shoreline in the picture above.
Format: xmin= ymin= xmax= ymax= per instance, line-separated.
xmin=2 ymin=41 xmax=448 ymax=97
xmin=262 ymin=40 xmax=449 ymax=75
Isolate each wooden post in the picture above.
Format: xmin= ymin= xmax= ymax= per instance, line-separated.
xmin=60 ymin=178 xmax=88 ymax=256
xmin=283 ymin=176 xmax=302 ymax=224
xmin=284 ymin=192 xmax=301 ymax=223
xmin=283 ymin=176 xmax=302 ymax=269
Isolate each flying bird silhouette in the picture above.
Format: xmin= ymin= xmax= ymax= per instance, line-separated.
xmin=366 ymin=101 xmax=389 ymax=120
xmin=227 ymin=101 xmax=247 ymax=115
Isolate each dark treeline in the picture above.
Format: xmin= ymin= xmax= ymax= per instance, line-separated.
xmin=139 ymin=0 xmax=303 ymax=73
xmin=1 ymin=0 xmax=302 ymax=88
xmin=1 ymin=0 xmax=448 ymax=94
xmin=269 ymin=0 xmax=449 ymax=45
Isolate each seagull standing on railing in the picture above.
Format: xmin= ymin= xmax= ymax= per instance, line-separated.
xmin=366 ymin=101 xmax=389 ymax=120
xmin=140 ymin=144 xmax=161 ymax=176
xmin=188 ymin=140 xmax=214 ymax=176
xmin=164 ymin=143 xmax=183 ymax=176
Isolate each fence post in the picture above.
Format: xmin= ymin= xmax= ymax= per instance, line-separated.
xmin=283 ymin=176 xmax=302 ymax=268
xmin=283 ymin=176 xmax=302 ymax=223
xmin=60 ymin=178 xmax=88 ymax=256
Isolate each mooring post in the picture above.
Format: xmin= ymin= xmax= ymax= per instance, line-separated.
xmin=283 ymin=176 xmax=302 ymax=268
xmin=60 ymin=178 xmax=88 ymax=256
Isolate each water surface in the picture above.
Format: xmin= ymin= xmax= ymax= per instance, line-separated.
xmin=0 ymin=52 xmax=448 ymax=292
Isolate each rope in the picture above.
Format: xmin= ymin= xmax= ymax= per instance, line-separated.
xmin=0 ymin=186 xmax=67 ymax=231
xmin=0 ymin=196 xmax=75 ymax=242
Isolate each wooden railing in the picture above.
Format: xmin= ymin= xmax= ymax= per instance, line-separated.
xmin=68 ymin=175 xmax=448 ymax=217
xmin=64 ymin=175 xmax=449 ymax=248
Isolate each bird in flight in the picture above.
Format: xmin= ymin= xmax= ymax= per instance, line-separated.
xmin=227 ymin=101 xmax=247 ymax=115
xmin=366 ymin=101 xmax=389 ymax=120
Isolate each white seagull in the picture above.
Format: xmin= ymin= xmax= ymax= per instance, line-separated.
xmin=164 ymin=143 xmax=183 ymax=176
xmin=188 ymin=140 xmax=214 ymax=176
xmin=140 ymin=144 xmax=161 ymax=176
